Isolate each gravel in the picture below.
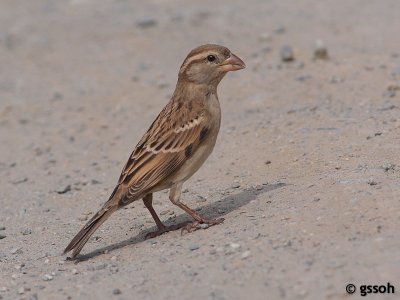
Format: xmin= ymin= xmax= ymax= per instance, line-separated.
xmin=10 ymin=248 xmax=23 ymax=255
xmin=56 ymin=185 xmax=71 ymax=194
xmin=136 ymin=18 xmax=158 ymax=29
xmin=313 ymin=39 xmax=329 ymax=59
xmin=189 ymin=244 xmax=200 ymax=251
xmin=280 ymin=45 xmax=295 ymax=62
xmin=241 ymin=250 xmax=251 ymax=259
xmin=21 ymin=228 xmax=32 ymax=235
xmin=42 ymin=274 xmax=53 ymax=281
xmin=112 ymin=288 xmax=122 ymax=295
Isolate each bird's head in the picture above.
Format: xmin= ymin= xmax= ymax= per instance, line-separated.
xmin=178 ymin=44 xmax=245 ymax=86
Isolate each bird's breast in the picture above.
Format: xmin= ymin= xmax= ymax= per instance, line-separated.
xmin=170 ymin=93 xmax=221 ymax=184
xmin=171 ymin=134 xmax=218 ymax=184
xmin=205 ymin=92 xmax=221 ymax=125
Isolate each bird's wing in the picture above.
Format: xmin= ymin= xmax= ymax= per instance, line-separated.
xmin=114 ymin=99 xmax=210 ymax=205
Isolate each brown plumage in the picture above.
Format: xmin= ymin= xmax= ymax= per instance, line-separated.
xmin=64 ymin=44 xmax=245 ymax=258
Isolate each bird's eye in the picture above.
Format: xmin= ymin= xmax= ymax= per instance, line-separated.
xmin=207 ymin=55 xmax=216 ymax=62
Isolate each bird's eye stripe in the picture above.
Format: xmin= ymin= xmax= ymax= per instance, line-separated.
xmin=180 ymin=57 xmax=208 ymax=74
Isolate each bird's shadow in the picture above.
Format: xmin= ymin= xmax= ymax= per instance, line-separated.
xmin=74 ymin=182 xmax=286 ymax=262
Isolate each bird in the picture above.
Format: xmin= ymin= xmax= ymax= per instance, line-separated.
xmin=64 ymin=44 xmax=245 ymax=258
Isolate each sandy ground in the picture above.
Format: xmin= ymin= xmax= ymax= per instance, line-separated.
xmin=1 ymin=0 xmax=400 ymax=299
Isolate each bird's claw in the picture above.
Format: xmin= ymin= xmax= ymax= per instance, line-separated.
xmin=181 ymin=218 xmax=224 ymax=235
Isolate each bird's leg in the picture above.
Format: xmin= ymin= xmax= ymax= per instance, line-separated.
xmin=143 ymin=194 xmax=165 ymax=230
xmin=143 ymin=193 xmax=183 ymax=239
xmin=169 ymin=183 xmax=224 ymax=233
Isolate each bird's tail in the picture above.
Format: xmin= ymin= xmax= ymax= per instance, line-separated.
xmin=64 ymin=205 xmax=117 ymax=258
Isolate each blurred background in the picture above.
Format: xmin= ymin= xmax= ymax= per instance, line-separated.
xmin=1 ymin=1 xmax=400 ymax=299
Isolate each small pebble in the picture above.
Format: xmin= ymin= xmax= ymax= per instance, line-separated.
xmin=79 ymin=215 xmax=89 ymax=221
xmin=331 ymin=76 xmax=344 ymax=83
xmin=199 ymin=223 xmax=210 ymax=229
xmin=157 ymin=81 xmax=169 ymax=89
xmin=42 ymin=274 xmax=53 ymax=281
xmin=29 ymin=294 xmax=38 ymax=300
xmin=367 ymin=178 xmax=378 ymax=186
xmin=314 ymin=39 xmax=329 ymax=59
xmin=231 ymin=182 xmax=241 ymax=189
xmin=230 ymin=243 xmax=241 ymax=250
xmin=294 ymin=61 xmax=305 ymax=69
xmin=51 ymin=91 xmax=63 ymax=101
xmin=88 ymin=263 xmax=108 ymax=271
xmin=11 ymin=248 xmax=23 ymax=255
xmin=160 ymin=209 xmax=170 ymax=215
xmin=11 ymin=177 xmax=28 ymax=185
xmin=56 ymin=185 xmax=71 ymax=194
xmin=383 ymin=90 xmax=395 ymax=98
xmin=72 ymin=269 xmax=78 ymax=275
xmin=0 ymin=235 xmax=5 ymax=240
xmin=382 ymin=163 xmax=395 ymax=172
xmin=377 ymin=104 xmax=397 ymax=111
xmin=109 ymin=264 xmax=119 ymax=274
xmin=189 ymin=244 xmax=200 ymax=251
xmin=14 ymin=263 xmax=25 ymax=270
xmin=258 ymin=32 xmax=271 ymax=42
xmin=391 ymin=66 xmax=400 ymax=77
xmin=21 ymin=228 xmax=32 ymax=235
xmin=274 ymin=25 xmax=286 ymax=34
xmin=295 ymin=75 xmax=311 ymax=82
xmin=387 ymin=83 xmax=400 ymax=91
xmin=136 ymin=18 xmax=157 ymax=29
xmin=280 ymin=45 xmax=294 ymax=62
xmin=195 ymin=195 xmax=207 ymax=203
xmin=0 ymin=226 xmax=5 ymax=230
xmin=112 ymin=288 xmax=122 ymax=295
xmin=241 ymin=251 xmax=251 ymax=259
xmin=254 ymin=184 xmax=263 ymax=191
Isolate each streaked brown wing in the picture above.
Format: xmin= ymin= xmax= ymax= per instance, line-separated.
xmin=116 ymin=100 xmax=208 ymax=205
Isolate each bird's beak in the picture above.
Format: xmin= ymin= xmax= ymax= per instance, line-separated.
xmin=220 ymin=53 xmax=246 ymax=72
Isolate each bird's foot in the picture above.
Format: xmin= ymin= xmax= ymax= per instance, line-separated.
xmin=181 ymin=218 xmax=224 ymax=234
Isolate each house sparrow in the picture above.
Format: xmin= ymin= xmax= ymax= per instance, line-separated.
xmin=64 ymin=44 xmax=245 ymax=258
